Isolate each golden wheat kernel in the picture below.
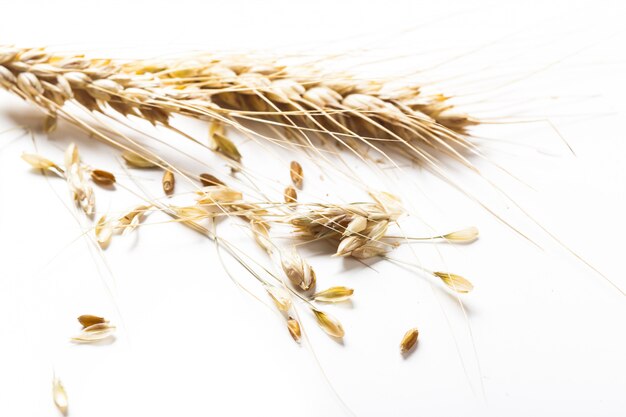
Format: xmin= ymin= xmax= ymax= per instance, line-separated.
xmin=199 ymin=173 xmax=224 ymax=187
xmin=121 ymin=151 xmax=157 ymax=168
xmin=266 ymin=286 xmax=292 ymax=312
xmin=91 ymin=169 xmax=116 ymax=186
xmin=290 ymin=161 xmax=303 ymax=189
xmin=287 ymin=317 xmax=301 ymax=342
xmin=312 ymin=309 xmax=344 ymax=338
xmin=211 ymin=133 xmax=241 ymax=162
xmin=400 ymin=328 xmax=419 ymax=353
xmin=284 ymin=185 xmax=297 ymax=203
xmin=312 ymin=286 xmax=354 ymax=302
xmin=162 ymin=170 xmax=175 ymax=195
xmin=433 ymin=271 xmax=474 ymax=293
xmin=77 ymin=314 xmax=107 ymax=328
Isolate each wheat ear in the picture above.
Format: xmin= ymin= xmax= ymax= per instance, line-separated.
xmin=0 ymin=46 xmax=478 ymax=166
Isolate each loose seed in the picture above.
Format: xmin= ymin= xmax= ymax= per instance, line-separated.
xmin=290 ymin=161 xmax=303 ymax=188
xmin=400 ymin=328 xmax=419 ymax=353
xmin=77 ymin=314 xmax=107 ymax=328
xmin=312 ymin=308 xmax=344 ymax=338
xmin=162 ymin=170 xmax=175 ymax=195
xmin=91 ymin=169 xmax=116 ymax=186
xmin=433 ymin=271 xmax=474 ymax=293
xmin=284 ymin=185 xmax=297 ymax=203
xmin=211 ymin=133 xmax=241 ymax=162
xmin=199 ymin=173 xmax=224 ymax=187
xmin=312 ymin=286 xmax=354 ymax=302
xmin=442 ymin=226 xmax=479 ymax=243
xmin=287 ymin=317 xmax=301 ymax=342
xmin=122 ymin=151 xmax=157 ymax=168
xmin=21 ymin=152 xmax=61 ymax=174
xmin=266 ymin=285 xmax=292 ymax=311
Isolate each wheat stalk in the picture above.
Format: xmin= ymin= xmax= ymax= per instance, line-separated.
xmin=9 ymin=45 xmax=484 ymax=370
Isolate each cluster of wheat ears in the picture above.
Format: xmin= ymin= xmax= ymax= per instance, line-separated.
xmin=1 ymin=44 xmax=493 ymax=413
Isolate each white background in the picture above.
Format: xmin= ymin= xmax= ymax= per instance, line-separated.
xmin=1 ymin=1 xmax=626 ymax=416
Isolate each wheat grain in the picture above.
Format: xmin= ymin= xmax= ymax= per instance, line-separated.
xmin=290 ymin=161 xmax=303 ymax=189
xmin=122 ymin=151 xmax=158 ymax=168
xmin=211 ymin=132 xmax=242 ymax=162
xmin=90 ymin=169 xmax=116 ymax=186
xmin=442 ymin=226 xmax=479 ymax=242
xmin=199 ymin=173 xmax=225 ymax=187
xmin=312 ymin=286 xmax=354 ymax=303
xmin=433 ymin=271 xmax=474 ymax=293
xmin=162 ymin=170 xmax=175 ymax=195
xmin=21 ymin=152 xmax=62 ymax=174
xmin=287 ymin=316 xmax=301 ymax=342
xmin=400 ymin=328 xmax=419 ymax=353
xmin=77 ymin=314 xmax=107 ymax=328
xmin=280 ymin=248 xmax=316 ymax=291
xmin=284 ymin=185 xmax=297 ymax=203
xmin=266 ymin=285 xmax=292 ymax=312
xmin=312 ymin=308 xmax=344 ymax=338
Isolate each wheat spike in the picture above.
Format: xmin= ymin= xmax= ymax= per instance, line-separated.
xmin=0 ymin=46 xmax=478 ymax=166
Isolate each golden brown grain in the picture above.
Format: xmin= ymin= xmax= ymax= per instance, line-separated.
xmin=199 ymin=173 xmax=225 ymax=187
xmin=287 ymin=317 xmax=301 ymax=342
xmin=290 ymin=161 xmax=303 ymax=189
xmin=312 ymin=286 xmax=354 ymax=303
xmin=312 ymin=309 xmax=344 ymax=338
xmin=90 ymin=169 xmax=116 ymax=186
xmin=77 ymin=314 xmax=107 ymax=328
xmin=400 ymin=328 xmax=419 ymax=353
xmin=433 ymin=271 xmax=474 ymax=293
xmin=162 ymin=170 xmax=175 ymax=195
xmin=211 ymin=132 xmax=241 ymax=162
xmin=284 ymin=185 xmax=297 ymax=203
